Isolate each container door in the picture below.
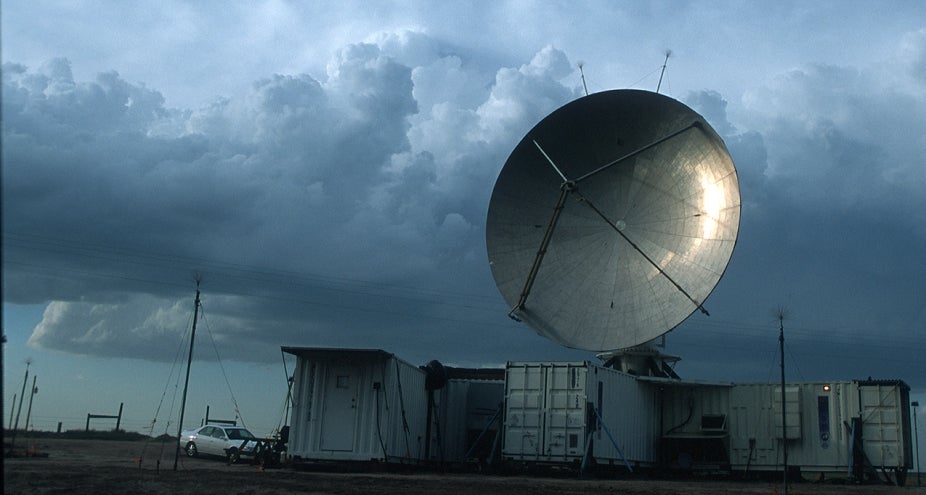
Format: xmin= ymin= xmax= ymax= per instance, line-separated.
xmin=504 ymin=364 xmax=545 ymax=458
xmin=320 ymin=366 xmax=360 ymax=451
xmin=544 ymin=364 xmax=586 ymax=459
xmin=859 ymin=384 xmax=904 ymax=467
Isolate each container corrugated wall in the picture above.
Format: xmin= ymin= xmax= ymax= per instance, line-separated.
xmin=659 ymin=383 xmax=731 ymax=438
xmin=378 ymin=354 xmax=429 ymax=462
xmin=588 ymin=363 xmax=658 ymax=465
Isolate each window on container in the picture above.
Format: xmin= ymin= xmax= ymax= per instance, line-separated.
xmin=701 ymin=414 xmax=726 ymax=431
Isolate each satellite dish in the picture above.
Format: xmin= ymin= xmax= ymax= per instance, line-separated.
xmin=486 ymin=89 xmax=740 ymax=351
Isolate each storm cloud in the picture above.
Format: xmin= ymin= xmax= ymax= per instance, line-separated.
xmin=3 ymin=28 xmax=925 ymax=390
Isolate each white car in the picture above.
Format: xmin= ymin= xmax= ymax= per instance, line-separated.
xmin=181 ymin=424 xmax=261 ymax=463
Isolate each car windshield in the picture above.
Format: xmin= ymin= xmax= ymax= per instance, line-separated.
xmin=226 ymin=428 xmax=255 ymax=440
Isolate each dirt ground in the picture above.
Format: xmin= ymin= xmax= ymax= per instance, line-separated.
xmin=4 ymin=438 xmax=925 ymax=494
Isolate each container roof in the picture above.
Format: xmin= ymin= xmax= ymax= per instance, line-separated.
xmin=281 ymin=346 xmax=393 ymax=359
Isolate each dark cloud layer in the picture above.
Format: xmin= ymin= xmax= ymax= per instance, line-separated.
xmin=3 ymin=34 xmax=924 ymax=388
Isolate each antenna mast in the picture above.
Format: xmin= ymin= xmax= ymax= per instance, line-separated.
xmin=578 ymin=62 xmax=589 ymax=96
xmin=174 ymin=278 xmax=202 ymax=470
xmin=656 ymin=50 xmax=672 ymax=94
xmin=778 ymin=309 xmax=789 ymax=495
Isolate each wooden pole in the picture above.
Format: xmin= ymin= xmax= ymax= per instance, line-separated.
xmin=9 ymin=394 xmax=17 ymax=430
xmin=115 ymin=402 xmax=124 ymax=431
xmin=11 ymin=362 xmax=31 ymax=450
xmin=24 ymin=376 xmax=37 ymax=432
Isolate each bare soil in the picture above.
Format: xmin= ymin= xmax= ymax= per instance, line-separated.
xmin=4 ymin=438 xmax=924 ymax=494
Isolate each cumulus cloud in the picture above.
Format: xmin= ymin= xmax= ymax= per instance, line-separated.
xmin=901 ymin=27 xmax=926 ymax=84
xmin=671 ymin=56 xmax=926 ymax=377
xmin=28 ymin=296 xmax=190 ymax=360
xmin=738 ymin=62 xmax=926 ymax=230
xmin=3 ymin=39 xmax=587 ymax=363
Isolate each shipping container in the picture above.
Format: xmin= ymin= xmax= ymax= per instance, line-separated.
xmin=727 ymin=380 xmax=912 ymax=482
xmin=282 ymin=347 xmax=429 ymax=463
xmin=502 ymin=361 xmax=658 ymax=468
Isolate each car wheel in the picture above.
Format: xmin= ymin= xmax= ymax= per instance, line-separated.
xmin=185 ymin=442 xmax=198 ymax=457
xmin=227 ymin=447 xmax=240 ymax=464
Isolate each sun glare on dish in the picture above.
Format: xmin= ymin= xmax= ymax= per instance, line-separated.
xmin=700 ymin=173 xmax=723 ymax=239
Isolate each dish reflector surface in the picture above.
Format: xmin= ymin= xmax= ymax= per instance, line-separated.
xmin=486 ymin=89 xmax=740 ymax=351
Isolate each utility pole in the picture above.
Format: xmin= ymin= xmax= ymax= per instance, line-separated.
xmin=174 ymin=281 xmax=201 ymax=471
xmin=9 ymin=394 xmax=17 ymax=430
xmin=11 ymin=361 xmax=31 ymax=451
xmin=24 ymin=376 xmax=38 ymax=433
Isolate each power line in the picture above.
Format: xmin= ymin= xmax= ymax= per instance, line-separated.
xmin=199 ymin=305 xmax=247 ymax=429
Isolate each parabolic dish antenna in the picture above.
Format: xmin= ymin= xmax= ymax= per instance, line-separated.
xmin=486 ymin=89 xmax=741 ymax=351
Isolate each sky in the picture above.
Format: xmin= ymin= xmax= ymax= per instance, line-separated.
xmin=2 ymin=0 xmax=924 ymax=457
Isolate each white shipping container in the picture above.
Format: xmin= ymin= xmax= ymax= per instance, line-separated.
xmin=283 ymin=347 xmax=429 ymax=463
xmin=502 ymin=361 xmax=657 ymax=467
xmin=728 ymin=380 xmax=912 ymax=477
